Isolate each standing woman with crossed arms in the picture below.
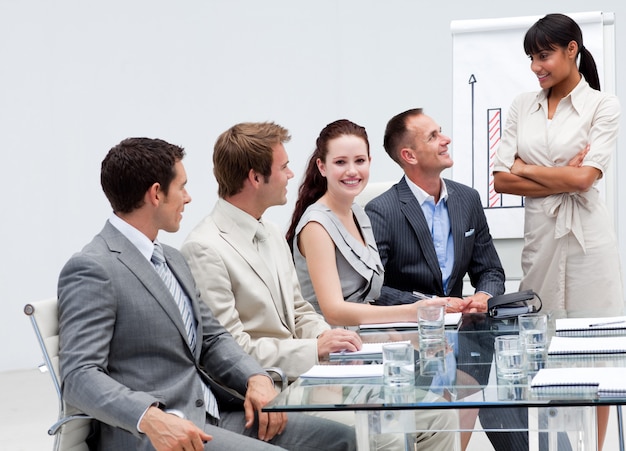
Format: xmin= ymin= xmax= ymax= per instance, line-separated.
xmin=493 ymin=13 xmax=624 ymax=449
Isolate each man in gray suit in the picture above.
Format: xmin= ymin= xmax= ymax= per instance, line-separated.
xmin=57 ymin=137 xmax=356 ymax=451
xmin=365 ymin=108 xmax=505 ymax=312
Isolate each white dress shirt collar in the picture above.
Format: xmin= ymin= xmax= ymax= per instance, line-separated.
xmin=535 ymin=75 xmax=589 ymax=116
xmin=107 ymin=212 xmax=156 ymax=262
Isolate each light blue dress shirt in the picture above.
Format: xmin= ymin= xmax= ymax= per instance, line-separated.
xmin=405 ymin=176 xmax=454 ymax=294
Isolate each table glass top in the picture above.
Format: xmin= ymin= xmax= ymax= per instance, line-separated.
xmin=264 ymin=313 xmax=626 ymax=412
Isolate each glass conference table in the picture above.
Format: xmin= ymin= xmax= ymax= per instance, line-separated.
xmin=264 ymin=313 xmax=626 ymax=451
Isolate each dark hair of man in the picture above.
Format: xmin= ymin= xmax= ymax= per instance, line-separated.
xmin=101 ymin=137 xmax=185 ymax=213
xmin=213 ymin=122 xmax=291 ymax=198
xmin=285 ymin=119 xmax=369 ymax=250
xmin=524 ymin=13 xmax=600 ymax=91
xmin=382 ymin=108 xmax=424 ymax=166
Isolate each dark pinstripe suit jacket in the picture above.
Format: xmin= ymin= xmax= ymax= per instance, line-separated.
xmin=364 ymin=177 xmax=505 ymax=305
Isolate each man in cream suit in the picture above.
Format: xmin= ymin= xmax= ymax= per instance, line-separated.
xmin=365 ymin=108 xmax=505 ymax=312
xmin=182 ymin=122 xmax=459 ymax=451
xmin=58 ymin=137 xmax=356 ymax=451
xmin=181 ymin=122 xmax=362 ymax=380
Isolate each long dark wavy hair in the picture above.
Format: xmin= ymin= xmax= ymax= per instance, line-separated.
xmin=285 ymin=119 xmax=369 ymax=251
xmin=524 ymin=13 xmax=600 ymax=90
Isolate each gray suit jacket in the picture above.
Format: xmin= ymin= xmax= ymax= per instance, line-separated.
xmin=58 ymin=221 xmax=265 ymax=450
xmin=364 ymin=177 xmax=505 ymax=305
xmin=181 ymin=199 xmax=330 ymax=381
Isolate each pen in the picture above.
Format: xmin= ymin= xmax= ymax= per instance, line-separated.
xmin=412 ymin=291 xmax=432 ymax=300
xmin=588 ymin=320 xmax=626 ymax=328
xmin=413 ymin=291 xmax=451 ymax=308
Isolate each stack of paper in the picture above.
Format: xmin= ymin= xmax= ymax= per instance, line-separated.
xmin=555 ymin=316 xmax=626 ymax=337
xmin=359 ymin=313 xmax=462 ymax=331
xmin=300 ymin=364 xmax=384 ymax=379
xmin=329 ymin=340 xmax=412 ymax=360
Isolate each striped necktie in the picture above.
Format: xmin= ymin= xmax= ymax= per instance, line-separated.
xmin=151 ymin=242 xmax=219 ymax=419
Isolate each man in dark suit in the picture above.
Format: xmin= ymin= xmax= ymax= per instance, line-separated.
xmin=365 ymin=108 xmax=505 ymax=312
xmin=366 ymin=109 xmax=549 ymax=451
xmin=57 ymin=137 xmax=356 ymax=451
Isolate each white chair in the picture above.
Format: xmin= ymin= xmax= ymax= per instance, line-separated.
xmin=24 ymin=298 xmax=92 ymax=451
xmin=355 ymin=181 xmax=395 ymax=208
xmin=24 ymin=297 xmax=288 ymax=451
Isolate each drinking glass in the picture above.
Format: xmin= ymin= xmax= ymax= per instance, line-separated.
xmin=382 ymin=342 xmax=415 ymax=387
xmin=494 ymin=335 xmax=525 ymax=381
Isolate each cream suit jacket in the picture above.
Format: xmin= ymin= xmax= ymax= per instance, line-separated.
xmin=181 ymin=199 xmax=330 ymax=380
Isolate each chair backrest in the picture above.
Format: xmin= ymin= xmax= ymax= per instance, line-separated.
xmin=24 ymin=298 xmax=92 ymax=451
xmin=24 ymin=299 xmax=285 ymax=450
xmin=355 ymin=181 xmax=395 ymax=208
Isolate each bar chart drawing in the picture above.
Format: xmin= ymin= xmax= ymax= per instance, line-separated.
xmin=486 ymin=108 xmax=524 ymax=209
xmin=487 ymin=108 xmax=502 ymax=208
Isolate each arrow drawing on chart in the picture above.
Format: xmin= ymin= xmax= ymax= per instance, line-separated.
xmin=468 ymin=74 xmax=477 ymax=188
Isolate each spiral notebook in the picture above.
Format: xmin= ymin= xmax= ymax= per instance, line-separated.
xmin=547 ymin=336 xmax=626 ymax=356
xmin=531 ymin=367 xmax=626 ymax=397
xmin=555 ymin=316 xmax=626 ymax=337
xmin=530 ymin=368 xmax=600 ymax=395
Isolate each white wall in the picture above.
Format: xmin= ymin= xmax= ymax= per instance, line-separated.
xmin=2 ymin=0 xmax=625 ymax=371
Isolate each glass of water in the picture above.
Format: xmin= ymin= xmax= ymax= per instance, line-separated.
xmin=417 ymin=305 xmax=445 ymax=342
xmin=382 ymin=342 xmax=415 ymax=387
xmin=494 ymin=335 xmax=525 ymax=381
xmin=518 ymin=313 xmax=547 ymax=354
